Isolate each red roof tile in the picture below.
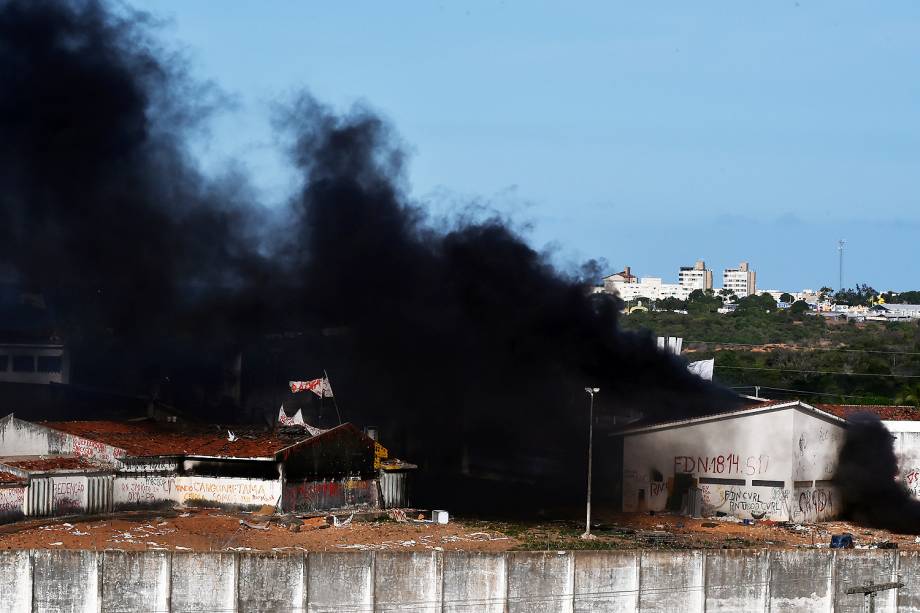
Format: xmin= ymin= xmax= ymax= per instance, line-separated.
xmin=40 ymin=420 xmax=358 ymax=459
xmin=0 ymin=456 xmax=109 ymax=472
xmin=815 ymin=404 xmax=920 ymax=422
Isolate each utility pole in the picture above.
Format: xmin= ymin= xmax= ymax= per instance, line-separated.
xmin=581 ymin=387 xmax=599 ymax=540
xmin=838 ymin=239 xmax=846 ymax=290
xmin=846 ymin=580 xmax=903 ymax=613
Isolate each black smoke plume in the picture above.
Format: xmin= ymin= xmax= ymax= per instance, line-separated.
xmin=0 ymin=0 xmax=738 ymax=506
xmin=836 ymin=414 xmax=920 ymax=533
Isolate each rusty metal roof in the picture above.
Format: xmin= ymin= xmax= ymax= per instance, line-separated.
xmin=40 ymin=420 xmax=363 ymax=459
xmin=0 ymin=455 xmax=110 ymax=472
xmin=0 ymin=470 xmax=25 ymax=485
xmin=815 ymin=404 xmax=920 ymax=422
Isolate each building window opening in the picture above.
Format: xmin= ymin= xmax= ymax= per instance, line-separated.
xmin=12 ymin=355 xmax=35 ymax=372
xmin=37 ymin=356 xmax=63 ymax=373
xmin=699 ymin=477 xmax=746 ymax=486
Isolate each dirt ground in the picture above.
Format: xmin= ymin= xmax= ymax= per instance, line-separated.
xmin=0 ymin=509 xmax=516 ymax=553
xmin=0 ymin=508 xmax=916 ymax=553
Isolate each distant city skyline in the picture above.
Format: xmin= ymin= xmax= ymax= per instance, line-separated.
xmin=134 ymin=1 xmax=920 ymax=290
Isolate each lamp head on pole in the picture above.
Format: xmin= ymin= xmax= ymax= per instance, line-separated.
xmin=584 ymin=387 xmax=600 ymax=396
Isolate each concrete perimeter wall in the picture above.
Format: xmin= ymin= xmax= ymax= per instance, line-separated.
xmin=1 ymin=548 xmax=918 ymax=612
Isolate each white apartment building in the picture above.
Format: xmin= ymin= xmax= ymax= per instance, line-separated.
xmin=722 ymin=262 xmax=756 ymax=298
xmin=678 ymin=260 xmax=713 ymax=292
xmin=607 ymin=273 xmax=691 ymax=302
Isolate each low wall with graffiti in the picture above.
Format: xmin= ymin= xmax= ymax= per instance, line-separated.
xmin=0 ymin=474 xmax=377 ymax=523
xmin=700 ymin=483 xmax=792 ymax=520
xmin=281 ymin=478 xmax=378 ymax=513
xmin=792 ymin=484 xmax=837 ymax=523
xmin=113 ymin=475 xmax=281 ymax=511
xmin=0 ymin=486 xmax=24 ymax=522
xmin=114 ymin=475 xmax=174 ymax=509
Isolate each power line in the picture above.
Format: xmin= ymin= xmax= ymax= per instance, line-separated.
xmin=729 ymin=385 xmax=885 ymax=400
xmin=687 ymin=340 xmax=920 ymax=357
xmin=716 ymin=365 xmax=920 ymax=379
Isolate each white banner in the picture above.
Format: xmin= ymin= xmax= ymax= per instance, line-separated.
xmin=687 ymin=359 xmax=714 ymax=381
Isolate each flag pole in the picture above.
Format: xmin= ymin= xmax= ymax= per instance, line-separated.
xmin=324 ymin=368 xmax=343 ymax=425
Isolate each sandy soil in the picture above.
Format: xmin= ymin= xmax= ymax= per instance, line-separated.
xmin=0 ymin=509 xmax=915 ymax=552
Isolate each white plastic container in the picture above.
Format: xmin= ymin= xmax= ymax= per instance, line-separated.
xmin=432 ymin=510 xmax=449 ymax=524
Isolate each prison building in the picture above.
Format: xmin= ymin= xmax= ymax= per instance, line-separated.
xmin=0 ymin=414 xmax=401 ymax=521
xmin=616 ymin=400 xmax=848 ymax=522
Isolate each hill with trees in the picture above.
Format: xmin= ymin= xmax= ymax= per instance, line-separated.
xmin=619 ymin=292 xmax=920 ymax=405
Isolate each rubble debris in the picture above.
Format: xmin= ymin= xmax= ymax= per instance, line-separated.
xmin=388 ymin=509 xmax=408 ymax=523
xmin=239 ymin=519 xmax=270 ymax=531
xmin=333 ymin=513 xmax=354 ymax=528
xmin=701 ymin=522 xmax=718 ymax=528
xmin=302 ymin=517 xmax=330 ymax=530
xmin=637 ymin=530 xmax=676 ymax=545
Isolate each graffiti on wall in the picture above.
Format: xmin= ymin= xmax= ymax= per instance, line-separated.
xmin=115 ymin=476 xmax=173 ymax=506
xmin=70 ymin=436 xmax=125 ymax=462
xmin=674 ymin=453 xmax=770 ymax=476
xmin=905 ymin=469 xmax=920 ymax=497
xmin=791 ymin=487 xmax=836 ymax=522
xmin=0 ymin=488 xmax=24 ymax=517
xmin=120 ymin=460 xmax=180 ymax=474
xmin=52 ymin=478 xmax=86 ymax=513
xmin=701 ymin=485 xmax=789 ymax=519
xmin=282 ymin=479 xmax=377 ymax=512
xmin=173 ymin=477 xmax=280 ymax=507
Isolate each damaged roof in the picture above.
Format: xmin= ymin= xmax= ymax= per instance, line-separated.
xmin=0 ymin=470 xmax=25 ymax=486
xmin=0 ymin=455 xmax=110 ymax=472
xmin=40 ymin=420 xmax=365 ymax=459
xmin=815 ymin=404 xmax=920 ymax=422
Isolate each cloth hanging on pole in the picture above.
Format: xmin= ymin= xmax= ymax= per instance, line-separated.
xmin=278 ymin=406 xmax=305 ymax=425
xmin=687 ymin=359 xmax=714 ymax=381
xmin=278 ymin=405 xmax=329 ymax=436
xmin=289 ymin=377 xmax=334 ymax=398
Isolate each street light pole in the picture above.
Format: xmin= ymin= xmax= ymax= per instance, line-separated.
xmin=581 ymin=387 xmax=599 ymax=540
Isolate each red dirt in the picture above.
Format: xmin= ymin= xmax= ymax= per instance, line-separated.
xmin=0 ymin=509 xmax=516 ymax=553
xmin=0 ymin=509 xmax=916 ymax=553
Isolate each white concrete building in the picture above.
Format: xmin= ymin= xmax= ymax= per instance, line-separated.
xmin=602 ymin=267 xmax=638 ymax=293
xmin=814 ymin=404 xmax=920 ymax=499
xmin=0 ymin=343 xmax=69 ymax=385
xmin=606 ymin=272 xmax=691 ymax=302
xmin=678 ymin=260 xmax=713 ymax=292
xmin=722 ymin=262 xmax=756 ymax=298
xmin=874 ymin=304 xmax=920 ymax=321
xmin=619 ymin=400 xmax=920 ymax=522
xmin=618 ymin=400 xmax=845 ymax=522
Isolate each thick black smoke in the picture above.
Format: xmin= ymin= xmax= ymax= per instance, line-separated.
xmin=0 ymin=0 xmax=738 ymax=506
xmin=836 ymin=414 xmax=920 ymax=533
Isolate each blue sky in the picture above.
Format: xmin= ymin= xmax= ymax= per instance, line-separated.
xmin=139 ymin=1 xmax=920 ymax=291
